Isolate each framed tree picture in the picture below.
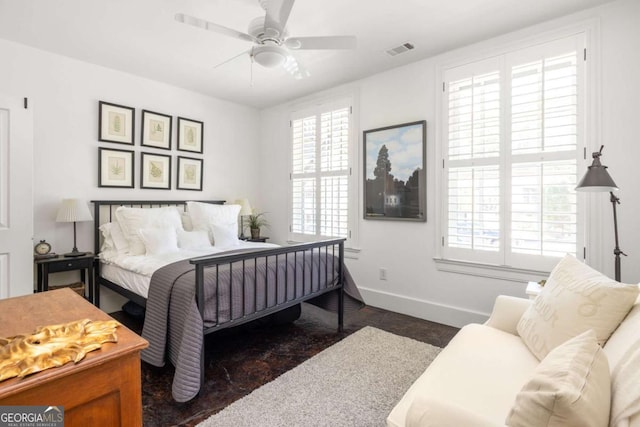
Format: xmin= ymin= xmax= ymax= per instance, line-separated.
xmin=177 ymin=117 xmax=204 ymax=153
xmin=141 ymin=110 xmax=172 ymax=150
xmin=176 ymin=156 xmax=203 ymax=191
xmin=141 ymin=152 xmax=171 ymax=190
xmin=363 ymin=120 xmax=426 ymax=221
xmin=99 ymin=101 xmax=135 ymax=145
xmin=98 ymin=147 xmax=134 ymax=188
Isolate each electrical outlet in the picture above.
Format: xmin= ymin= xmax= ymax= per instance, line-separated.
xmin=379 ymin=268 xmax=388 ymax=281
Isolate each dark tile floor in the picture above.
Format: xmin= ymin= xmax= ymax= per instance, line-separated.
xmin=111 ymin=303 xmax=459 ymax=427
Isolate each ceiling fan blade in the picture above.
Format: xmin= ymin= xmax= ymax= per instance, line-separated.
xmin=213 ymin=49 xmax=252 ymax=69
xmin=175 ymin=13 xmax=256 ymax=43
xmin=263 ymin=0 xmax=295 ymax=36
xmin=285 ymin=36 xmax=357 ymax=50
xmin=283 ymin=54 xmax=310 ymax=80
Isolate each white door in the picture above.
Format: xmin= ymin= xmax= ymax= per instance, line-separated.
xmin=0 ymin=94 xmax=33 ymax=298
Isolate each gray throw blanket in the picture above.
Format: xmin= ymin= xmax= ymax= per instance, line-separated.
xmin=141 ymin=248 xmax=363 ymax=402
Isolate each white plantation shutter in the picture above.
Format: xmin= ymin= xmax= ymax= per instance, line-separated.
xmin=448 ymin=71 xmax=501 ymax=161
xmin=291 ymin=116 xmax=317 ymax=235
xmin=442 ymin=34 xmax=584 ymax=270
xmin=448 ymin=165 xmax=500 ymax=251
xmin=511 ymin=161 xmax=577 ymax=257
xmin=290 ymin=101 xmax=351 ymax=241
xmin=447 ymin=66 xmax=502 ymax=262
xmin=510 ymin=49 xmax=579 ymax=260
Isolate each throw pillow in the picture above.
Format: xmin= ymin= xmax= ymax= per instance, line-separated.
xmin=177 ymin=229 xmax=212 ymax=250
xmin=98 ymin=222 xmax=130 ymax=254
xmin=138 ymin=227 xmax=179 ymax=256
xmin=517 ymin=254 xmax=638 ymax=360
xmin=186 ymin=201 xmax=241 ymax=243
xmin=603 ymin=299 xmax=640 ymax=427
xmin=180 ymin=212 xmax=193 ymax=232
xmin=210 ymin=223 xmax=240 ymax=248
xmin=115 ymin=206 xmax=183 ymax=255
xmin=98 ymin=223 xmax=115 ymax=253
xmin=506 ymin=330 xmax=611 ymax=427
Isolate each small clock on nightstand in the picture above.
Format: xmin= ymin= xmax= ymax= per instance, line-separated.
xmin=34 ymin=240 xmax=57 ymax=260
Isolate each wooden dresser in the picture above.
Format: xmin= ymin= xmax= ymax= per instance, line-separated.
xmin=0 ymin=288 xmax=148 ymax=426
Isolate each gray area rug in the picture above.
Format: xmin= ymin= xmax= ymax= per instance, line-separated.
xmin=198 ymin=326 xmax=441 ymax=427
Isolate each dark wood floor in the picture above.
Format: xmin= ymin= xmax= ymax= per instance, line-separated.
xmin=111 ymin=303 xmax=459 ymax=427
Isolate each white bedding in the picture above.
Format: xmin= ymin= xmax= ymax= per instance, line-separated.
xmin=100 ymin=240 xmax=278 ymax=299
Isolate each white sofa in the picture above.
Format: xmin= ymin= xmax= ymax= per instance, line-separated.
xmin=387 ymin=292 xmax=640 ymax=427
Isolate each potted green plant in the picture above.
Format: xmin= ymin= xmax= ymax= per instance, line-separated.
xmin=247 ymin=212 xmax=269 ymax=239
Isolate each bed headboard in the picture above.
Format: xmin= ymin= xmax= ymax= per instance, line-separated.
xmin=91 ymin=200 xmax=225 ymax=256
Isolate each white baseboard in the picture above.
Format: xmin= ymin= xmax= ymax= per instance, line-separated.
xmin=358 ymin=287 xmax=489 ymax=328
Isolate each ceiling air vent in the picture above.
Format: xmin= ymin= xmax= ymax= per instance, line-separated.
xmin=385 ymin=42 xmax=415 ymax=57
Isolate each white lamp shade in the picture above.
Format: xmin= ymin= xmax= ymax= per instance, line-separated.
xmin=235 ymin=198 xmax=253 ymax=216
xmin=56 ymin=199 xmax=93 ymax=223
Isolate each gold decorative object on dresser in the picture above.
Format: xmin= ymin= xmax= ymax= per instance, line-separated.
xmin=0 ymin=288 xmax=148 ymax=427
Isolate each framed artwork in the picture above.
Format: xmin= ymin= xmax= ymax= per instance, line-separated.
xmin=98 ymin=147 xmax=134 ymax=188
xmin=363 ymin=120 xmax=427 ymax=221
xmin=141 ymin=110 xmax=172 ymax=150
xmin=177 ymin=117 xmax=204 ymax=153
xmin=176 ymin=156 xmax=203 ymax=191
xmin=141 ymin=152 xmax=171 ymax=190
xmin=99 ymin=101 xmax=135 ymax=145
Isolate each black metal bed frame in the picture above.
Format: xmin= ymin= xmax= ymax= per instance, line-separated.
xmin=92 ymin=200 xmax=345 ymax=388
xmin=92 ymin=200 xmax=226 ymax=308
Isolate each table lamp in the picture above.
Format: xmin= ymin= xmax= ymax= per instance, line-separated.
xmin=235 ymin=198 xmax=253 ymax=239
xmin=56 ymin=198 xmax=93 ymax=257
xmin=575 ymin=145 xmax=625 ymax=281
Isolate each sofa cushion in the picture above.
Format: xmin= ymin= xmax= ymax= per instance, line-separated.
xmin=506 ymin=330 xmax=611 ymax=427
xmin=406 ymin=396 xmax=503 ymax=427
xmin=387 ymin=324 xmax=539 ymax=427
xmin=604 ymin=296 xmax=640 ymax=427
xmin=517 ymin=254 xmax=638 ymax=360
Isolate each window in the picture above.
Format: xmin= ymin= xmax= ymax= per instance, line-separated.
xmin=289 ymin=98 xmax=355 ymax=244
xmin=440 ymin=34 xmax=586 ymax=272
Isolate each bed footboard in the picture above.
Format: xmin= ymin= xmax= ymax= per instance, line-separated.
xmin=189 ymin=238 xmax=346 ymax=391
xmin=189 ymin=238 xmax=346 ymax=333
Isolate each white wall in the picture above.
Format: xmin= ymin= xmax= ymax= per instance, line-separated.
xmin=0 ymin=39 xmax=261 ymax=311
xmin=259 ymin=0 xmax=640 ymax=327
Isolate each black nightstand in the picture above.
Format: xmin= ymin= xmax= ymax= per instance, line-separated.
xmin=243 ymin=237 xmax=269 ymax=243
xmin=35 ymin=253 xmax=95 ymax=304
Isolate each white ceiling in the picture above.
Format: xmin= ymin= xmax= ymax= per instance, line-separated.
xmin=0 ymin=0 xmax=615 ymax=109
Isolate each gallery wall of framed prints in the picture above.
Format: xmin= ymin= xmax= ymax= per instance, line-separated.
xmin=96 ymin=100 xmax=204 ymax=190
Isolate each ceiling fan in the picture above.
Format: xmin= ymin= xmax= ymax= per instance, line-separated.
xmin=175 ymin=0 xmax=357 ymax=79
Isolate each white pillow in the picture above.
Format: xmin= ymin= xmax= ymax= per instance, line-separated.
xmin=98 ymin=222 xmax=130 ymax=253
xmin=138 ymin=227 xmax=179 ymax=255
xmin=506 ymin=330 xmax=611 ymax=427
xmin=115 ymin=206 xmax=183 ymax=255
xmin=603 ymin=297 xmax=640 ymax=426
xmin=517 ymin=254 xmax=639 ymax=360
xmin=180 ymin=212 xmax=193 ymax=232
xmin=99 ymin=223 xmax=115 ymax=253
xmin=210 ymin=223 xmax=240 ymax=248
xmin=186 ymin=202 xmax=241 ymax=243
xmin=177 ymin=229 xmax=212 ymax=250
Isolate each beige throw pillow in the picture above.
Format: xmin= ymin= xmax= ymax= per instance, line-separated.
xmin=517 ymin=254 xmax=638 ymax=360
xmin=506 ymin=330 xmax=611 ymax=427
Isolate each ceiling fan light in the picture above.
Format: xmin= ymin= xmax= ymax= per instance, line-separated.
xmin=253 ymin=45 xmax=287 ymax=68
